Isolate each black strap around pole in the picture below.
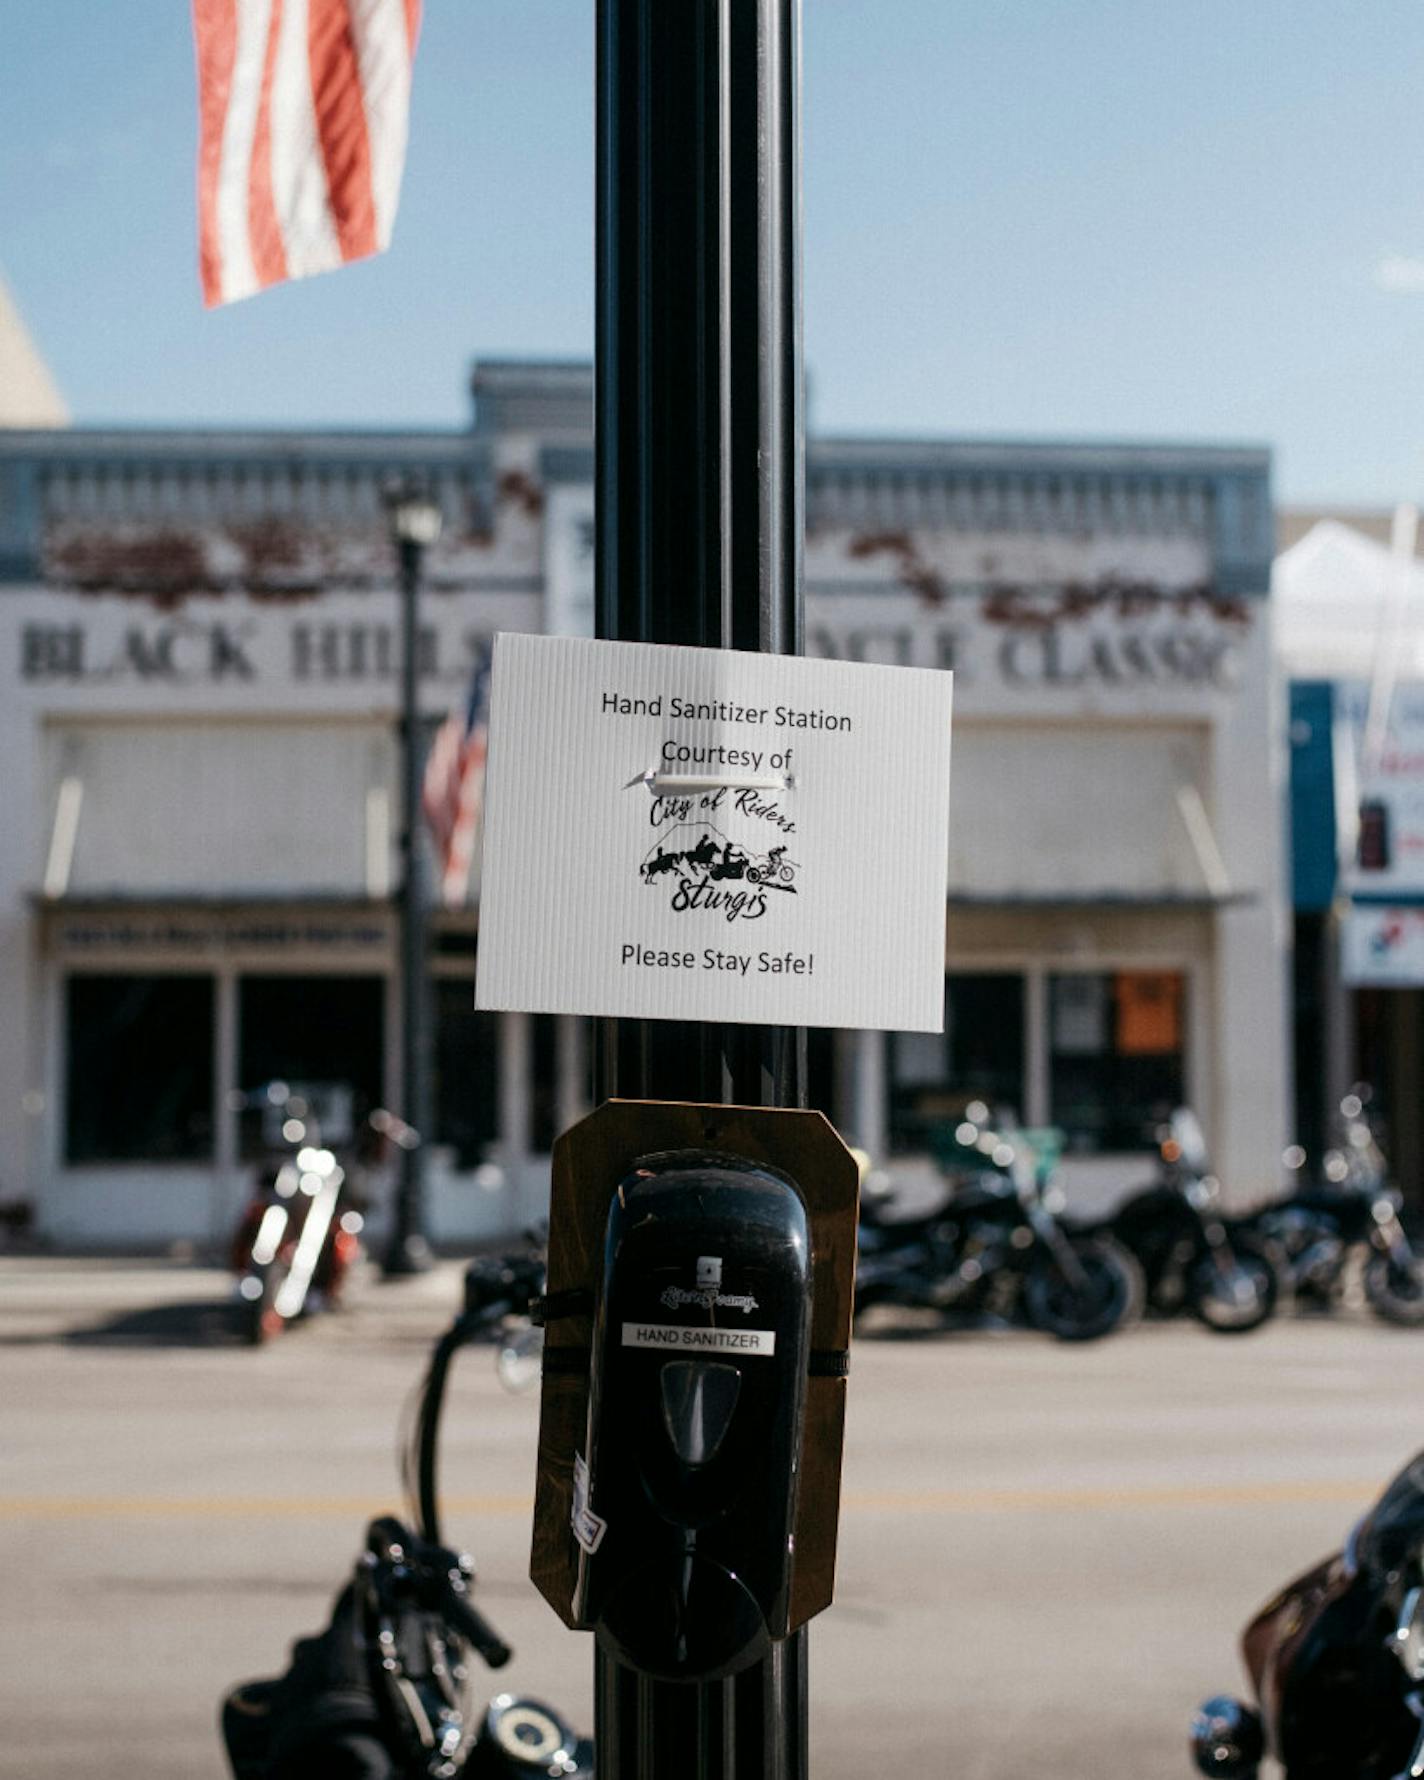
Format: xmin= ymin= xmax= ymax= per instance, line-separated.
xmin=593 ymin=1 xmax=807 ymax=1775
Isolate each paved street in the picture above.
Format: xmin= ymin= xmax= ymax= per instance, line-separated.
xmin=4 ymin=1257 xmax=1424 ymax=1779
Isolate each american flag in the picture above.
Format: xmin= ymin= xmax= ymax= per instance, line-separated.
xmin=422 ymin=652 xmax=491 ymax=909
xmin=192 ymin=0 xmax=422 ymax=307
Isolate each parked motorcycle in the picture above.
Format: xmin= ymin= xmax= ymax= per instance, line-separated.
xmin=1073 ymin=1110 xmax=1282 ymax=1334
xmin=855 ymin=1119 xmax=1141 ymax=1342
xmin=222 ymin=1280 xmax=591 ymax=1779
xmin=1191 ymin=1447 xmax=1424 ymax=1779
xmin=229 ymin=1082 xmax=370 ymax=1344
xmin=1246 ymin=1091 xmax=1424 ymax=1327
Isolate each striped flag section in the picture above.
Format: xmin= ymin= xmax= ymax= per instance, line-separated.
xmin=422 ymin=653 xmax=492 ymax=909
xmin=193 ymin=0 xmax=422 ymax=307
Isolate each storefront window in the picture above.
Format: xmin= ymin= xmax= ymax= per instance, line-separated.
xmin=66 ymin=974 xmax=215 ymax=1163
xmin=434 ymin=981 xmax=499 ymax=1167
xmin=890 ymin=973 xmax=1026 ymax=1149
xmin=237 ymin=975 xmax=384 ymax=1158
xmin=1049 ymin=971 xmax=1186 ymax=1153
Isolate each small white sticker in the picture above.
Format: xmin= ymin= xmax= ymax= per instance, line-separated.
xmin=571 ymin=1450 xmax=608 ymax=1556
xmin=622 ymin=1321 xmax=776 ymax=1356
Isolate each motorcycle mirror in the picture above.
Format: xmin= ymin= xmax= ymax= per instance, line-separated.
xmin=1190 ymin=1696 xmax=1264 ymax=1778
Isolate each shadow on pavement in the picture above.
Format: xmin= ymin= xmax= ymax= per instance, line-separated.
xmin=853 ymin=1312 xmax=1020 ymax=1343
xmin=60 ymin=1299 xmax=244 ymax=1348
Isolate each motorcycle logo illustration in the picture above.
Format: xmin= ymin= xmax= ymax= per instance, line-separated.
xmin=641 ymin=824 xmax=799 ymax=901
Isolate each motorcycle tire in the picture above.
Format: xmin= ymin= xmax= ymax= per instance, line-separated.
xmin=1365 ymin=1253 xmax=1424 ymax=1326
xmin=1189 ymin=1235 xmax=1279 ymax=1334
xmin=1022 ymin=1240 xmax=1140 ymax=1342
xmin=237 ymin=1261 xmax=289 ymax=1346
xmin=852 ymin=1280 xmax=887 ymax=1321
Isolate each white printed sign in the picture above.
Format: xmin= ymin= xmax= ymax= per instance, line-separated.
xmin=475 ymin=634 xmax=953 ymax=1031
xmin=622 ymin=1322 xmax=777 ymax=1356
xmin=1342 ymin=905 xmax=1424 ymax=987
xmin=1339 ymin=682 xmax=1424 ymax=900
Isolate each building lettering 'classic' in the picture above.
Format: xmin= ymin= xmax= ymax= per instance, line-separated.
xmin=21 ymin=614 xmax=1242 ymax=692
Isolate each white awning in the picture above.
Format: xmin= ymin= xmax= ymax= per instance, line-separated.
xmin=947 ymin=721 xmax=1217 ymax=900
xmin=38 ymin=719 xmax=395 ymax=899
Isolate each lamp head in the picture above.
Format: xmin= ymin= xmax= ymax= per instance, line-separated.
xmin=383 ymin=478 xmax=444 ymax=547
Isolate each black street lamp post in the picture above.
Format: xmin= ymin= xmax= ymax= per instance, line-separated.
xmin=384 ymin=480 xmax=443 ymax=1279
xmin=594 ymin=1 xmax=808 ymax=1772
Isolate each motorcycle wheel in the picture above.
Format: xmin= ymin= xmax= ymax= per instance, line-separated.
xmin=236 ymin=1262 xmax=289 ymax=1346
xmin=1189 ymin=1236 xmax=1279 ymax=1334
xmin=1023 ymin=1240 xmax=1141 ymax=1341
xmin=1365 ymin=1253 xmax=1424 ymax=1326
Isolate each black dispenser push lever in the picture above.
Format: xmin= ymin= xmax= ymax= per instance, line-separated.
xmin=574 ymin=1151 xmax=811 ymax=1682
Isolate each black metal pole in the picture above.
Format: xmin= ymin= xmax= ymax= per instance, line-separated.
xmin=594 ymin=0 xmax=806 ymax=1772
xmin=385 ymin=528 xmax=433 ymax=1276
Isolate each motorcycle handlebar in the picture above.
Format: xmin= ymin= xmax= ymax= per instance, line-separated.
xmin=365 ymin=1517 xmax=514 ymax=1669
xmin=440 ymin=1585 xmax=512 ymax=1669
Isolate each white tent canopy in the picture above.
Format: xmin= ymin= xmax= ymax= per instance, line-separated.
xmin=1274 ymin=518 xmax=1424 ymax=681
xmin=0 ymin=274 xmax=67 ymax=429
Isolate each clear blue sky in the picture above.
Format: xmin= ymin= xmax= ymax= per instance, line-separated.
xmin=3 ymin=1 xmax=1424 ymax=503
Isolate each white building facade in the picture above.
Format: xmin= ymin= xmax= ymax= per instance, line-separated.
xmin=0 ymin=362 xmax=1286 ymax=1246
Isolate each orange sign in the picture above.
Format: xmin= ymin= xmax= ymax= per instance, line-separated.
xmin=1115 ymin=972 xmax=1183 ymax=1056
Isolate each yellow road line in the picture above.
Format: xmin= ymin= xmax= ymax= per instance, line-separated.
xmin=0 ymin=1478 xmax=1381 ymax=1522
xmin=842 ymin=1479 xmax=1378 ymax=1515
xmin=0 ymin=1493 xmax=531 ymax=1521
